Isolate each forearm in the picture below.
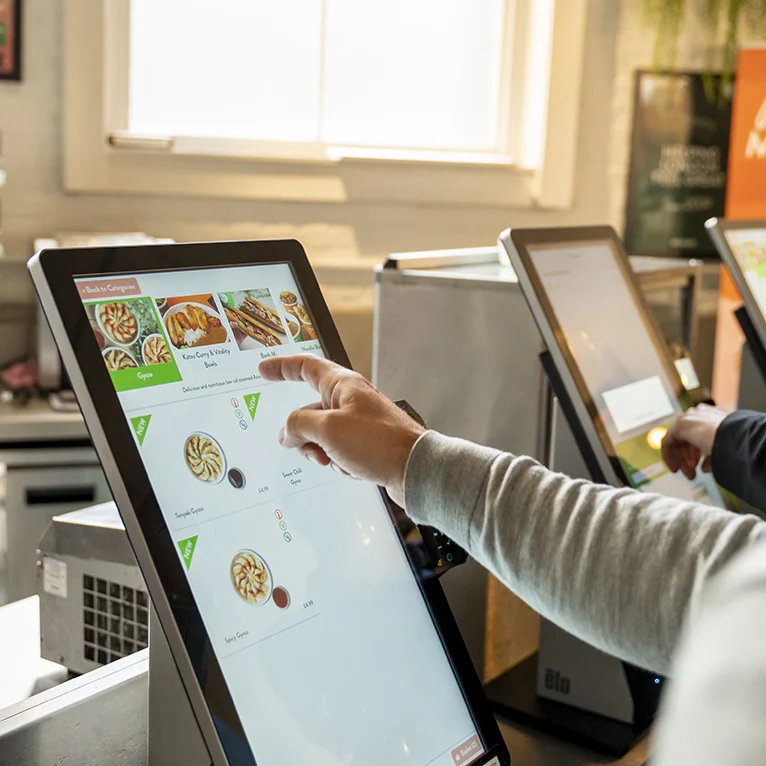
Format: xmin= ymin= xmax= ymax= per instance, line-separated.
xmin=404 ymin=431 xmax=766 ymax=675
xmin=712 ymin=410 xmax=766 ymax=511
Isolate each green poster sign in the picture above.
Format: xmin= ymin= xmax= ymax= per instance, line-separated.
xmin=244 ymin=392 xmax=260 ymax=420
xmin=177 ymin=536 xmax=198 ymax=570
xmin=130 ymin=414 xmax=152 ymax=445
xmin=624 ymin=71 xmax=733 ymax=257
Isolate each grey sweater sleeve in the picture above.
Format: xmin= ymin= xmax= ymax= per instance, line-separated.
xmin=404 ymin=431 xmax=766 ymax=675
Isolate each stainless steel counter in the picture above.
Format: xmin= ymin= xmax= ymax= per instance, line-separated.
xmin=0 ymin=400 xmax=87 ymax=445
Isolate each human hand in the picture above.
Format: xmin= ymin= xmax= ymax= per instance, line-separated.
xmin=661 ymin=403 xmax=728 ymax=480
xmin=258 ymin=355 xmax=425 ymax=506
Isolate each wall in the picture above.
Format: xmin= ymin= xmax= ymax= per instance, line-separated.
xmin=0 ymin=0 xmax=622 ymax=339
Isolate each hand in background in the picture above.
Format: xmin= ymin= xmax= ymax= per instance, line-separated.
xmin=258 ymin=355 xmax=425 ymax=506
xmin=661 ymin=404 xmax=728 ymax=480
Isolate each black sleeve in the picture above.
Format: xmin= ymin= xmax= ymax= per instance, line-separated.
xmin=711 ymin=410 xmax=766 ymax=511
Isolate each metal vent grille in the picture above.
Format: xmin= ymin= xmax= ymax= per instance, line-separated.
xmin=82 ymin=574 xmax=149 ymax=666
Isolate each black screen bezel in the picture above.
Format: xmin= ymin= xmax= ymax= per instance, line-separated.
xmin=707 ymin=218 xmax=766 ymax=355
xmin=33 ymin=239 xmax=507 ymax=766
xmin=508 ymin=226 xmax=697 ymax=481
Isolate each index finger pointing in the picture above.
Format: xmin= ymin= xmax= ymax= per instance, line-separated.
xmin=258 ymin=354 xmax=347 ymax=403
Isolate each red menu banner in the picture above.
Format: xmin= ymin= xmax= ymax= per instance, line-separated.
xmin=712 ymin=47 xmax=766 ymax=408
xmin=77 ymin=278 xmax=141 ymax=300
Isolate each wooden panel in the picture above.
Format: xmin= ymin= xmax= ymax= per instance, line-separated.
xmin=484 ymin=573 xmax=540 ymax=683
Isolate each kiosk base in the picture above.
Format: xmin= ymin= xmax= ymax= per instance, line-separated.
xmin=483 ymin=361 xmax=655 ymax=758
xmin=149 ymin=608 xmax=211 ymax=765
xmin=485 ymin=654 xmax=648 ymax=757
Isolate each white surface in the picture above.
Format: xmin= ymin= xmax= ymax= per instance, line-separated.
xmin=602 ymin=377 xmax=675 ymax=435
xmin=0 ymin=596 xmax=69 ymax=710
xmin=0 ymin=400 xmax=87 ymax=444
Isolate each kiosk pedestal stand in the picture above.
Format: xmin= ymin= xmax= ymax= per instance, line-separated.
xmin=485 ymin=355 xmax=660 ymax=757
xmin=148 ymin=608 xmax=210 ymax=765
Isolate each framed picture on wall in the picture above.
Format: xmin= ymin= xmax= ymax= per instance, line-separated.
xmin=0 ymin=0 xmax=21 ymax=81
xmin=624 ymin=71 xmax=734 ymax=258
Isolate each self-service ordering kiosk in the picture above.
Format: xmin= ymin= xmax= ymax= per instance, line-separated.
xmin=706 ymin=218 xmax=766 ymax=412
xmin=485 ymin=225 xmax=736 ymax=754
xmin=374 ymin=236 xmax=717 ymax=754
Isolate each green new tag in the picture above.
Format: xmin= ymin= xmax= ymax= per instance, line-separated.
xmin=130 ymin=415 xmax=152 ymax=446
xmin=178 ymin=536 xmax=198 ymax=570
xmin=244 ymin=393 xmax=260 ymax=421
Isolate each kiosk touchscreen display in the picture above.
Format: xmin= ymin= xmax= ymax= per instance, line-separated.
xmin=718 ymin=225 xmax=766 ymax=320
xmin=73 ymin=264 xmax=484 ymax=766
xmin=527 ymin=240 xmax=725 ymax=507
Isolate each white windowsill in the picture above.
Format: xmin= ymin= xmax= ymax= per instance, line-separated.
xmin=106 ymin=132 xmax=519 ymax=170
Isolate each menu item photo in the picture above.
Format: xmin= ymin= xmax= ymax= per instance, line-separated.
xmin=103 ymin=347 xmax=138 ymax=371
xmin=161 ymin=295 xmax=228 ymax=350
xmin=231 ymin=550 xmax=272 ymax=605
xmin=184 ymin=433 xmax=226 ymax=484
xmin=280 ymin=292 xmax=317 ymax=342
xmin=85 ymin=297 xmax=182 ymax=392
xmin=734 ymin=239 xmax=766 ymax=271
xmin=219 ymin=288 xmax=287 ymax=350
xmin=97 ymin=302 xmax=140 ymax=346
xmin=142 ymin=334 xmax=172 ymax=365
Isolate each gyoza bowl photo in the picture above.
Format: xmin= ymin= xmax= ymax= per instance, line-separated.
xmin=97 ymin=302 xmax=140 ymax=346
xmin=230 ymin=550 xmax=272 ymax=605
xmin=184 ymin=432 xmax=226 ymax=484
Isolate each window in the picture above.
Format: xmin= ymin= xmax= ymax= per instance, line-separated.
xmin=129 ymin=0 xmax=508 ymax=157
xmin=64 ymin=0 xmax=588 ymax=206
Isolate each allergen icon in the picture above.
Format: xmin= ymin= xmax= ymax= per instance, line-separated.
xmin=275 ymin=509 xmax=292 ymax=543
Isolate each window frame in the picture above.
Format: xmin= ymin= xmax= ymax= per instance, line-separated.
xmin=63 ymin=0 xmax=588 ymax=208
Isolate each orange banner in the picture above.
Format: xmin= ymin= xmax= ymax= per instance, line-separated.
xmin=712 ymin=47 xmax=766 ymax=408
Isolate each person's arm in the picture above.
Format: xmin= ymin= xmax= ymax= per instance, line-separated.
xmin=259 ymin=355 xmax=766 ymax=675
xmin=652 ymin=540 xmax=766 ymax=766
xmin=711 ymin=410 xmax=766 ymax=510
xmin=405 ymin=431 xmax=766 ymax=675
